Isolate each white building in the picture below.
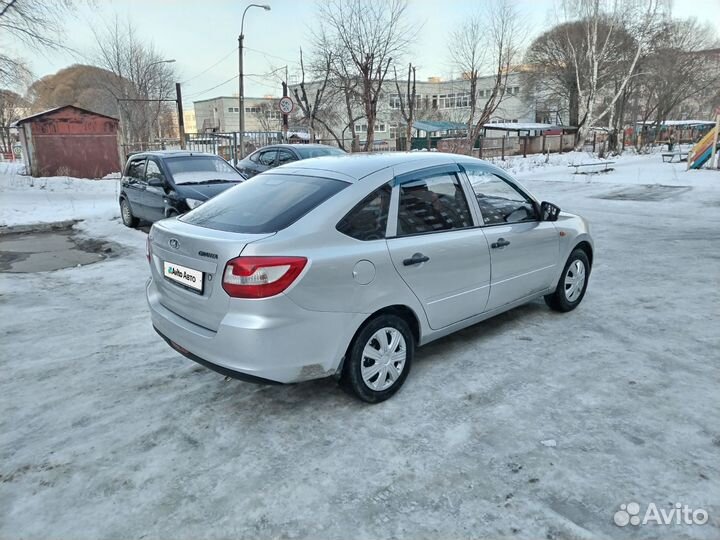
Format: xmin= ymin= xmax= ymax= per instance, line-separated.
xmin=193 ymin=96 xmax=283 ymax=133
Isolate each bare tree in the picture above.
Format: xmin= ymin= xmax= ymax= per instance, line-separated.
xmin=561 ymin=0 xmax=666 ymax=149
xmin=292 ymin=47 xmax=341 ymax=145
xmin=252 ymin=102 xmax=281 ymax=133
xmin=393 ymin=62 xmax=416 ymax=151
xmin=633 ymin=19 xmax=720 ymax=146
xmin=93 ymin=16 xmax=176 ymax=148
xmin=0 ymin=0 xmax=78 ymax=88
xmin=316 ymin=0 xmax=412 ymax=151
xmin=0 ymin=88 xmax=27 ymax=152
xmin=450 ymin=0 xmax=523 ymax=155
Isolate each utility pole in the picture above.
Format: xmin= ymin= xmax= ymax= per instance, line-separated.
xmin=238 ymin=33 xmax=245 ymax=160
xmin=282 ymin=80 xmax=289 ymax=143
xmin=238 ymin=4 xmax=271 ymax=161
xmin=175 ymin=82 xmax=186 ymax=150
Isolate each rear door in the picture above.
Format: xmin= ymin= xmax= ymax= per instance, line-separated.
xmin=386 ymin=165 xmax=491 ymax=330
xmin=122 ymin=157 xmax=147 ymax=219
xmin=462 ymin=164 xmax=559 ymax=311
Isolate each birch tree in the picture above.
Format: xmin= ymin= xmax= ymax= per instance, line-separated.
xmin=450 ymin=0 xmax=523 ymax=155
xmin=561 ymin=0 xmax=666 ymax=149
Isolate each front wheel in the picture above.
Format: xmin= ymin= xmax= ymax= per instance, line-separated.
xmin=545 ymin=248 xmax=590 ymax=312
xmin=120 ymin=198 xmax=138 ymax=228
xmin=342 ymin=314 xmax=414 ymax=403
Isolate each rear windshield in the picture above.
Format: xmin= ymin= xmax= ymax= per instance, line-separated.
xmin=294 ymin=146 xmax=346 ymax=159
xmin=165 ymin=156 xmax=243 ymax=184
xmin=180 ymin=173 xmax=348 ymax=233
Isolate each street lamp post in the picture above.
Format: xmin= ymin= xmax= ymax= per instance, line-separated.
xmin=238 ymin=3 xmax=271 ymax=161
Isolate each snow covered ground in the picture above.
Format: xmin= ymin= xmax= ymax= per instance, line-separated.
xmin=1 ymin=153 xmax=719 ymax=539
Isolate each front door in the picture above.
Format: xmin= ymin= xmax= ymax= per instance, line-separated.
xmin=386 ymin=167 xmax=491 ymax=330
xmin=463 ymin=165 xmax=559 ymax=311
xmin=142 ymin=159 xmax=169 ymax=221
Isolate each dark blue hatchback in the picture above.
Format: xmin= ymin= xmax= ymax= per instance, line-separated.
xmin=119 ymin=151 xmax=245 ymax=227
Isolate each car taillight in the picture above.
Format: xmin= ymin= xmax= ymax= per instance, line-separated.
xmin=146 ymin=236 xmax=152 ymax=263
xmin=222 ymin=256 xmax=307 ymax=298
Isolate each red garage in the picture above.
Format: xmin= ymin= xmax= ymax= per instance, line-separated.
xmin=13 ymin=105 xmax=121 ymax=178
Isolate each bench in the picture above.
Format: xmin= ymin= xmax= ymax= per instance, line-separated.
xmin=661 ymin=151 xmax=687 ymax=163
xmin=568 ymin=161 xmax=616 ymax=174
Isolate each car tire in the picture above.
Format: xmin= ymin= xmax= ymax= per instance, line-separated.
xmin=120 ymin=198 xmax=139 ymax=228
xmin=545 ymin=248 xmax=591 ymax=312
xmin=342 ymin=314 xmax=414 ymax=403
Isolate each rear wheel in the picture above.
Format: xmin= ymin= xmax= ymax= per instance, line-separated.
xmin=545 ymin=248 xmax=590 ymax=312
xmin=342 ymin=314 xmax=414 ymax=403
xmin=120 ymin=198 xmax=138 ymax=228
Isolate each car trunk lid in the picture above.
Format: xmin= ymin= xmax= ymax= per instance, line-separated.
xmin=149 ymin=218 xmax=274 ymax=331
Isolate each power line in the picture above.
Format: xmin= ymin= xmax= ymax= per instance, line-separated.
xmin=244 ymin=46 xmax=294 ymax=64
xmin=185 ymin=74 xmax=239 ymax=100
xmin=180 ymin=45 xmax=239 ymax=84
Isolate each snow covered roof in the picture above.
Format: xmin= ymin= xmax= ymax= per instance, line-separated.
xmin=413 ymin=120 xmax=466 ymax=133
xmin=637 ymin=120 xmax=715 ymax=127
xmin=483 ymin=122 xmax=564 ymax=131
xmin=287 ymin=131 xmax=311 ymax=140
xmin=12 ymin=105 xmax=118 ymax=126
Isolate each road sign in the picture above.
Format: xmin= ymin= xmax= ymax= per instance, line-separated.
xmin=278 ymin=96 xmax=294 ymax=114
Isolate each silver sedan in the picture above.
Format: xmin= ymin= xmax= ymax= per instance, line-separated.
xmin=147 ymin=152 xmax=593 ymax=402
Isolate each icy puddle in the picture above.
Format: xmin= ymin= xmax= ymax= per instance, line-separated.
xmin=0 ymin=225 xmax=122 ymax=273
xmin=594 ymin=184 xmax=692 ymax=201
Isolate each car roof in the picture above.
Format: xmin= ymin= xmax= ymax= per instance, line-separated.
xmin=259 ymin=143 xmax=342 ymax=151
xmin=277 ymin=151 xmax=479 ymax=182
xmin=128 ymin=150 xmax=220 ymax=159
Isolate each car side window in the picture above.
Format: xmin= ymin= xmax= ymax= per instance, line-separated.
xmin=277 ymin=149 xmax=296 ymax=166
xmin=396 ymin=173 xmax=472 ymax=236
xmin=145 ymin=160 xmax=164 ymax=182
xmin=249 ymin=151 xmax=260 ymax=163
xmin=465 ymin=168 xmax=538 ymax=225
xmin=126 ymin=159 xmax=146 ymax=182
xmin=258 ymin=150 xmax=277 ymax=166
xmin=337 ymin=184 xmax=391 ymax=241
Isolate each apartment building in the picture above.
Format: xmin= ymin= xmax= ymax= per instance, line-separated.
xmin=288 ymin=72 xmax=541 ymax=146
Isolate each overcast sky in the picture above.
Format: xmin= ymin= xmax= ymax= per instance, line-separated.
xmin=12 ymin=0 xmax=720 ymax=107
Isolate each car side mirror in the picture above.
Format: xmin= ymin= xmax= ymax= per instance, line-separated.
xmin=147 ymin=177 xmax=166 ymax=188
xmin=541 ymin=201 xmax=560 ymax=222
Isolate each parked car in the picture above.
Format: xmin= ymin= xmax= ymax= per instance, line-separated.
xmin=235 ymin=143 xmax=346 ymax=178
xmin=147 ymin=152 xmax=593 ymax=402
xmin=119 ymin=150 xmax=245 ymax=227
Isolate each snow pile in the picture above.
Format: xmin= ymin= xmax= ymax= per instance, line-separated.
xmin=0 ymin=163 xmax=121 ymax=228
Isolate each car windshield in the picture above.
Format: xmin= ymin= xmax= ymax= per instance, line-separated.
xmin=294 ymin=146 xmax=346 ymax=159
xmin=165 ymin=156 xmax=244 ymax=184
xmin=180 ymin=173 xmax=349 ymax=233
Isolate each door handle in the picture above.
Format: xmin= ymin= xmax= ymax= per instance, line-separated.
xmin=491 ymin=238 xmax=511 ymax=249
xmin=403 ymin=253 xmax=430 ymax=266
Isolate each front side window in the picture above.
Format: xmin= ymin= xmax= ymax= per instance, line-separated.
xmin=125 ymin=159 xmax=145 ymax=181
xmin=465 ymin=168 xmax=537 ymax=225
xmin=181 ymin=173 xmax=348 ymax=233
xmin=396 ymin=173 xmax=472 ymax=236
xmin=337 ymin=184 xmax=391 ymax=241
xmin=145 ymin=160 xmax=163 ymax=182
xmin=258 ymin=150 xmax=277 ymax=166
xmin=276 ymin=149 xmax=296 ymax=166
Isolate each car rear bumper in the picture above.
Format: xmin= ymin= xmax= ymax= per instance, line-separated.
xmin=147 ymin=278 xmax=362 ymax=383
